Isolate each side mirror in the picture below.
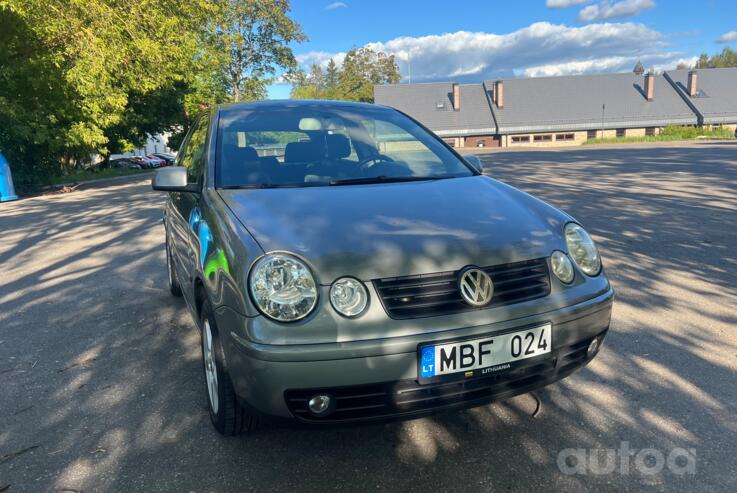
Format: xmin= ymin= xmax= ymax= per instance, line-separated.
xmin=152 ymin=167 xmax=198 ymax=192
xmin=464 ymin=154 xmax=483 ymax=173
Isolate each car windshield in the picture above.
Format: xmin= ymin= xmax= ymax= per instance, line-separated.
xmin=215 ymin=103 xmax=475 ymax=188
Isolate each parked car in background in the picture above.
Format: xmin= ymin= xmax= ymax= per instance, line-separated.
xmin=133 ymin=155 xmax=164 ymax=168
xmin=147 ymin=155 xmax=165 ymax=167
xmin=128 ymin=156 xmax=146 ymax=167
xmin=152 ymin=100 xmax=614 ymax=435
xmin=153 ymin=153 xmax=176 ymax=166
xmin=110 ymin=158 xmax=142 ymax=169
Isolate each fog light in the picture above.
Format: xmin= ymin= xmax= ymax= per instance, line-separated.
xmin=551 ymin=250 xmax=575 ymax=284
xmin=308 ymin=394 xmax=333 ymax=416
xmin=587 ymin=337 xmax=601 ymax=358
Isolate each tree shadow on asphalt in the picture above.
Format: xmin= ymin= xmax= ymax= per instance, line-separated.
xmin=1 ymin=146 xmax=736 ymax=492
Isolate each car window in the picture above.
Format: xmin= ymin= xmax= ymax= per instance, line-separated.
xmin=216 ymin=105 xmax=473 ymax=188
xmin=179 ymin=114 xmax=209 ymax=184
xmin=223 ymin=131 xmax=308 ymax=163
xmin=364 ymin=120 xmax=448 ymax=176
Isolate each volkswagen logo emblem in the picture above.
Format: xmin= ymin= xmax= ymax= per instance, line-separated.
xmin=458 ymin=267 xmax=494 ymax=307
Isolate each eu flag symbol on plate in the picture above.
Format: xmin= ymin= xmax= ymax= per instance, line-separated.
xmin=420 ymin=346 xmax=436 ymax=378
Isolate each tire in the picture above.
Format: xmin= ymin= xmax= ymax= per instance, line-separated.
xmin=166 ymin=237 xmax=183 ymax=297
xmin=200 ymin=300 xmax=258 ymax=435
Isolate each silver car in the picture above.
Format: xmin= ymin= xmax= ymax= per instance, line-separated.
xmin=153 ymin=100 xmax=613 ymax=434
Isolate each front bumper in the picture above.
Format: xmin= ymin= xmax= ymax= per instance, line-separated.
xmin=219 ymin=287 xmax=613 ymax=422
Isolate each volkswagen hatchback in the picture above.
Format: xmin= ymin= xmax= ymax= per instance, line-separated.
xmin=153 ymin=100 xmax=613 ymax=434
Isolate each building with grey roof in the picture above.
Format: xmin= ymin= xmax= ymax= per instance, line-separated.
xmin=375 ymin=68 xmax=737 ymax=148
xmin=665 ymin=68 xmax=737 ymax=127
xmin=374 ymin=82 xmax=500 ymax=148
xmin=485 ymin=72 xmax=697 ymax=134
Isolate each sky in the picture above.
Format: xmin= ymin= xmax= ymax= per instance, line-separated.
xmin=266 ymin=0 xmax=737 ymax=99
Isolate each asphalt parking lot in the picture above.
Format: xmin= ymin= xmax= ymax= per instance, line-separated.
xmin=1 ymin=142 xmax=736 ymax=492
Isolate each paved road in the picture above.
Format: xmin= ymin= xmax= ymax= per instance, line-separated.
xmin=1 ymin=143 xmax=736 ymax=492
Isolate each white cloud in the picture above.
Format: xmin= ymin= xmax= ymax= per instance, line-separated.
xmin=295 ymin=21 xmax=690 ymax=83
xmin=296 ymin=50 xmax=346 ymax=68
xmin=522 ymin=56 xmax=633 ymax=77
xmin=523 ymin=54 xmax=697 ymax=77
xmin=578 ymin=0 xmax=655 ymax=22
xmin=325 ymin=2 xmax=347 ymax=10
xmin=650 ymin=56 xmax=698 ymax=72
xmin=546 ymin=0 xmax=589 ymax=8
xmin=717 ymin=31 xmax=737 ymax=43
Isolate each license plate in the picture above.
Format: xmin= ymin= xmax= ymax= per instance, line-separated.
xmin=418 ymin=323 xmax=552 ymax=380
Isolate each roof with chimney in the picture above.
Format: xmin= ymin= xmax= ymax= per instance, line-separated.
xmin=483 ymin=72 xmax=698 ymax=134
xmin=664 ymin=68 xmax=737 ymax=124
xmin=373 ymin=83 xmax=497 ymax=136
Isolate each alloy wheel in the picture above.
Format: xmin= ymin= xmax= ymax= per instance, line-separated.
xmin=203 ymin=320 xmax=219 ymax=414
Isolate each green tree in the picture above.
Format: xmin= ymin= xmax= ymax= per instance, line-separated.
xmin=0 ymin=5 xmax=86 ymax=188
xmin=0 ymin=0 xmax=304 ymax=189
xmin=1 ymin=0 xmax=213 ymax=187
xmin=290 ymin=47 xmax=400 ymax=102
xmin=324 ymin=58 xmax=341 ymax=97
xmin=338 ymin=47 xmax=400 ymax=102
xmin=694 ymin=48 xmax=737 ymax=68
xmin=213 ymin=0 xmax=306 ymax=102
xmin=290 ymin=62 xmax=336 ymax=99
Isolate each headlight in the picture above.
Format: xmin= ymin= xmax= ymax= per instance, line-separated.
xmin=551 ymin=250 xmax=575 ymax=283
xmin=330 ymin=277 xmax=368 ymax=317
xmin=564 ymin=223 xmax=601 ymax=276
xmin=249 ymin=254 xmax=318 ymax=322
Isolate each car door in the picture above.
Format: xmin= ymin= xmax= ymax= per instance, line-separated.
xmin=168 ymin=113 xmax=210 ymax=305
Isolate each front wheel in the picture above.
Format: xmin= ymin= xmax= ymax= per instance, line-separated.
xmin=200 ymin=301 xmax=258 ymax=435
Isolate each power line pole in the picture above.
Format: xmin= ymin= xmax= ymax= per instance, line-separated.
xmin=407 ymin=51 xmax=412 ymax=84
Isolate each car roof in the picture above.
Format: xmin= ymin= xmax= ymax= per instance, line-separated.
xmin=217 ymin=99 xmax=394 ymax=116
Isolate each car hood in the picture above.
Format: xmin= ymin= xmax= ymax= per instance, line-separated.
xmin=219 ymin=176 xmax=571 ymax=282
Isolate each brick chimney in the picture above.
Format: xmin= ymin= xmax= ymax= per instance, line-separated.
xmin=494 ymin=80 xmax=504 ymax=109
xmin=645 ymin=72 xmax=655 ymax=101
xmin=452 ymin=83 xmax=460 ymax=111
xmin=688 ymin=70 xmax=698 ymax=97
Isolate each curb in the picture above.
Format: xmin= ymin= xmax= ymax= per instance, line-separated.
xmin=54 ymin=171 xmax=156 ymax=192
xmin=72 ymin=171 xmax=156 ymax=190
xmin=9 ymin=171 xmax=157 ymax=201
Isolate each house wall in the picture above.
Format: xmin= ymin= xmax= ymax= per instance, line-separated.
xmin=440 ymin=135 xmax=500 ymax=148
xmin=503 ymin=130 xmax=588 ymax=148
xmin=500 ymin=127 xmax=662 ymax=147
xmin=464 ymin=135 xmax=501 ymax=148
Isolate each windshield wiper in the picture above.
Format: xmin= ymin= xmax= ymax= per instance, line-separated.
xmin=328 ymin=175 xmax=450 ymax=186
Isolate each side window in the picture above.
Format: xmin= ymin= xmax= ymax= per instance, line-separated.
xmin=179 ymin=115 xmax=209 ymax=183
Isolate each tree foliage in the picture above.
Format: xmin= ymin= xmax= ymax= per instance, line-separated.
xmin=290 ymin=47 xmax=400 ymax=102
xmin=694 ymin=48 xmax=737 ymax=69
xmin=0 ymin=6 xmax=86 ymax=187
xmin=213 ymin=0 xmax=306 ymax=102
xmin=0 ymin=0 xmax=303 ymax=190
xmin=678 ymin=48 xmax=737 ymax=70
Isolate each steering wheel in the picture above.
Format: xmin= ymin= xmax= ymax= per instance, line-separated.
xmin=357 ymin=154 xmax=395 ymax=173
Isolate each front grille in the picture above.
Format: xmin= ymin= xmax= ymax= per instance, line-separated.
xmin=285 ymin=335 xmax=596 ymax=423
xmin=373 ymin=258 xmax=551 ymax=319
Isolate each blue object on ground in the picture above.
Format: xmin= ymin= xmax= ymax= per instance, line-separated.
xmin=0 ymin=153 xmax=19 ymax=202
